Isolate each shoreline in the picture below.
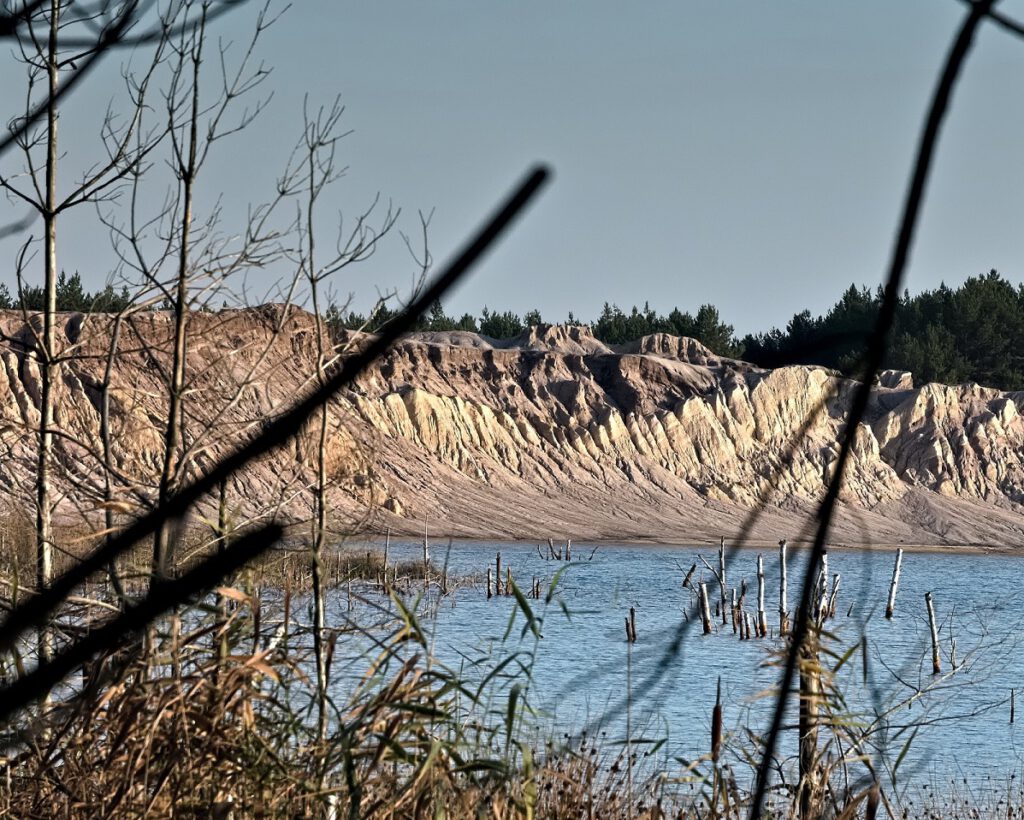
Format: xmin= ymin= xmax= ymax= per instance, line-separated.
xmin=344 ymin=531 xmax=1018 ymax=557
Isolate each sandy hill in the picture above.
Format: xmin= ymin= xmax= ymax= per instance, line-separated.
xmin=2 ymin=307 xmax=1023 ymax=548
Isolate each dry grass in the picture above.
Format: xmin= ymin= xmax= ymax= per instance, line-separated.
xmin=0 ymin=544 xmax=1014 ymax=819
xmin=0 ymin=572 xmax=669 ymax=818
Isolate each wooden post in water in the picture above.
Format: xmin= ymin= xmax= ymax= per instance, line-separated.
xmin=683 ymin=562 xmax=697 ymax=590
xmin=629 ymin=606 xmax=637 ymax=643
xmin=1012 ymin=689 xmax=1016 ymax=724
xmin=548 ymin=537 xmax=556 ymax=560
xmin=422 ymin=520 xmax=430 ymax=590
xmin=506 ymin=566 xmax=512 ymax=596
xmin=885 ymin=548 xmax=903 ymax=620
xmin=828 ymin=573 xmax=841 ymax=618
xmin=566 ymin=539 xmax=572 ymax=561
xmin=718 ymin=537 xmax=728 ymax=625
xmin=756 ymin=554 xmax=767 ymax=637
xmin=699 ymin=582 xmax=713 ymax=635
xmin=383 ymin=528 xmax=390 ymax=586
xmin=625 ymin=616 xmax=632 ymax=643
xmin=731 ymin=588 xmax=738 ymax=634
xmin=817 ymin=550 xmax=830 ymax=624
xmin=496 ymin=552 xmax=502 ymax=594
xmin=487 ymin=567 xmax=492 ymax=599
xmin=925 ymin=591 xmax=941 ymax=675
xmin=779 ymin=539 xmax=789 ymax=635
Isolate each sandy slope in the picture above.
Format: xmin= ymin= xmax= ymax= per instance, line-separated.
xmin=1 ymin=308 xmax=1022 ymax=548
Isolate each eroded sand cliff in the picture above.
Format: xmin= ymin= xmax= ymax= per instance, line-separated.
xmin=2 ymin=308 xmax=1023 ymax=547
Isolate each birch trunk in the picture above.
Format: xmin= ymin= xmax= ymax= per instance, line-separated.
xmin=35 ymin=0 xmax=60 ymax=672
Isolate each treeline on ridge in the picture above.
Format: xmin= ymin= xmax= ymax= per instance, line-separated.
xmin=5 ymin=270 xmax=1024 ymax=390
xmin=741 ymin=270 xmax=1024 ymax=389
xmin=330 ymin=300 xmax=743 ymax=357
xmin=334 ymin=270 xmax=1024 ymax=390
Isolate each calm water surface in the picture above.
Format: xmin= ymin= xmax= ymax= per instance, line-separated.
xmin=327 ymin=540 xmax=1024 ymax=794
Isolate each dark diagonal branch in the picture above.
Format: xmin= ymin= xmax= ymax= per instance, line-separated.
xmin=0 ymin=523 xmax=282 ymax=723
xmin=0 ymin=164 xmax=550 ymax=660
xmin=749 ymin=2 xmax=996 ymax=817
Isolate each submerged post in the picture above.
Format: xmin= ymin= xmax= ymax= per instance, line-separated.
xmin=699 ymin=582 xmax=713 ymax=635
xmin=828 ymin=573 xmax=841 ymax=619
xmin=885 ymin=548 xmax=904 ymax=620
xmin=926 ymin=591 xmax=941 ymax=675
xmin=718 ymin=537 xmax=728 ymax=625
xmin=817 ymin=550 xmax=830 ymax=624
xmin=487 ymin=567 xmax=492 ymax=599
xmin=756 ymin=554 xmax=767 ymax=637
xmin=422 ymin=521 xmax=430 ymax=591
xmin=566 ymin=539 xmax=572 ymax=561
xmin=629 ymin=606 xmax=637 ymax=643
xmin=779 ymin=539 xmax=789 ymax=635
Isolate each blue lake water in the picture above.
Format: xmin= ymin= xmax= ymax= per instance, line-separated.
xmin=325 ymin=539 xmax=1024 ymax=798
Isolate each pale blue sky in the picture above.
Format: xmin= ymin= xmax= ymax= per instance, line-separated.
xmin=3 ymin=1 xmax=1024 ymax=335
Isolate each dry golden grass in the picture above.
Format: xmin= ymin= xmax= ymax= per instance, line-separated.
xmin=0 ymin=548 xmax=1014 ymax=819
